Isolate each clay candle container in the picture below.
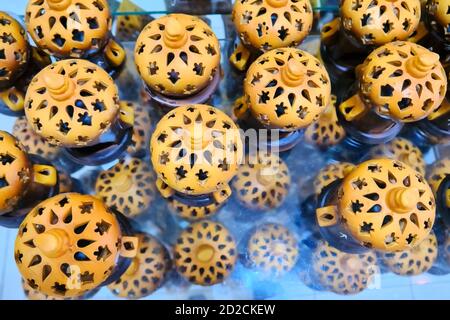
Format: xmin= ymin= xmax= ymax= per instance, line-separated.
xmin=233 ymin=152 xmax=291 ymax=211
xmin=338 ymin=41 xmax=447 ymax=148
xmin=246 ymin=223 xmax=299 ymax=276
xmin=134 ymin=14 xmax=221 ymax=110
xmin=312 ymin=241 xmax=378 ymax=295
xmin=320 ymin=0 xmax=421 ymax=84
xmin=230 ymin=0 xmax=313 ymax=71
xmin=14 ymin=193 xmax=139 ymax=299
xmin=0 ymin=11 xmax=51 ymax=116
xmin=151 ymin=104 xmax=243 ymax=210
xmin=25 ymin=0 xmax=126 ymax=77
xmin=315 ymin=158 xmax=436 ymax=253
xmin=23 ymin=59 xmax=134 ymax=166
xmin=0 ymin=131 xmax=58 ymax=228
xmin=174 ymin=220 xmax=237 ymax=285
xmin=235 ymin=47 xmax=331 ymax=152
xmin=95 ymin=157 xmax=155 ymax=219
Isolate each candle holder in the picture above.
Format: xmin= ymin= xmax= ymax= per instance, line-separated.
xmin=134 ymin=14 xmax=221 ymax=111
xmin=337 ymin=41 xmax=447 ymax=150
xmin=234 ymin=47 xmax=331 ymax=152
xmin=320 ymin=0 xmax=421 ymax=87
xmin=25 ymin=0 xmax=126 ymax=78
xmin=230 ymin=0 xmax=313 ymax=71
xmin=95 ymin=157 xmax=156 ymax=219
xmin=14 ymin=193 xmax=139 ymax=299
xmin=174 ymin=220 xmax=237 ymax=285
xmin=311 ymin=240 xmax=378 ymax=295
xmin=23 ymin=59 xmax=134 ymax=166
xmin=233 ymin=152 xmax=291 ymax=211
xmin=245 ymin=223 xmax=299 ymax=277
xmin=151 ymin=104 xmax=243 ymax=210
xmin=315 ymin=158 xmax=435 ymax=253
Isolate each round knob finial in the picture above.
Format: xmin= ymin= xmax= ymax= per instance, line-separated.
xmin=44 ymin=73 xmax=75 ymax=101
xmin=163 ymin=17 xmax=188 ymax=49
xmin=196 ymin=244 xmax=215 ymax=262
xmin=34 ymin=228 xmax=70 ymax=258
xmin=406 ymin=52 xmax=440 ymax=78
xmin=281 ymin=58 xmax=305 ymax=87
xmin=46 ymin=0 xmax=72 ymax=11
xmin=266 ymin=0 xmax=288 ymax=8
xmin=387 ymin=187 xmax=419 ymax=213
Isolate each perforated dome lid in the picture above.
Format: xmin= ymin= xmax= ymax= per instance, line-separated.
xmin=313 ymin=162 xmax=355 ymax=195
xmin=247 ymin=223 xmax=298 ymax=275
xmin=339 ymin=158 xmax=435 ymax=251
xmin=427 ymin=157 xmax=450 ymax=194
xmin=151 ymin=104 xmax=243 ymax=196
xmin=24 ymin=59 xmax=120 ymax=147
xmin=369 ymin=138 xmax=425 ymax=176
xmin=233 ymin=152 xmax=290 ymax=210
xmin=313 ymin=241 xmax=377 ymax=295
xmin=380 ymin=232 xmax=438 ymax=275
xmin=95 ymin=157 xmax=155 ymax=218
xmin=14 ymin=193 xmax=136 ymax=298
xmin=13 ymin=116 xmax=60 ymax=161
xmin=0 ymin=131 xmax=33 ymax=215
xmin=426 ymin=0 xmax=450 ymax=41
xmin=358 ymin=41 xmax=447 ymax=122
xmin=174 ymin=220 xmax=237 ymax=285
xmin=0 ymin=11 xmax=29 ymax=88
xmin=340 ymin=0 xmax=421 ymax=46
xmin=134 ymin=14 xmax=220 ymax=97
xmin=25 ymin=0 xmax=112 ymax=58
xmin=231 ymin=0 xmax=313 ymax=51
xmin=244 ymin=48 xmax=331 ymax=131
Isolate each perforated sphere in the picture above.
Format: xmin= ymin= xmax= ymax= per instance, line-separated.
xmin=313 ymin=241 xmax=377 ymax=295
xmin=0 ymin=11 xmax=29 ymax=88
xmin=232 ymin=0 xmax=313 ymax=51
xmin=313 ymin=162 xmax=355 ymax=196
xmin=340 ymin=0 xmax=421 ymax=46
xmin=25 ymin=0 xmax=112 ymax=58
xmin=426 ymin=0 xmax=450 ymax=42
xmin=247 ymin=223 xmax=299 ymax=276
xmin=427 ymin=157 xmax=450 ymax=195
xmin=108 ymin=233 xmax=171 ymax=299
xmin=95 ymin=157 xmax=155 ymax=218
xmin=14 ymin=193 xmax=124 ymax=298
xmin=24 ymin=59 xmax=120 ymax=147
xmin=151 ymin=104 xmax=243 ymax=196
xmin=380 ymin=232 xmax=438 ymax=276
xmin=0 ymin=131 xmax=33 ymax=215
xmin=338 ymin=158 xmax=435 ymax=251
xmin=134 ymin=14 xmax=220 ymax=97
xmin=174 ymin=220 xmax=237 ymax=285
xmin=245 ymin=48 xmax=331 ymax=131
xmin=13 ymin=116 xmax=60 ymax=161
xmin=358 ymin=41 xmax=447 ymax=122
xmin=369 ymin=138 xmax=425 ymax=176
xmin=233 ymin=152 xmax=291 ymax=210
